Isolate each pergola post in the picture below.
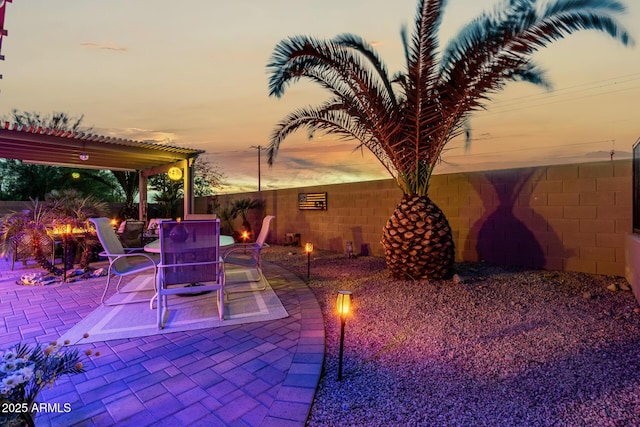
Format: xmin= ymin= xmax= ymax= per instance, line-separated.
xmin=183 ymin=158 xmax=195 ymax=217
xmin=139 ymin=171 xmax=148 ymax=221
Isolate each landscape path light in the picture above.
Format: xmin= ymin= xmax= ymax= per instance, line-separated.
xmin=305 ymin=242 xmax=313 ymax=280
xmin=336 ymin=290 xmax=352 ymax=381
xmin=241 ymin=230 xmax=250 ymax=253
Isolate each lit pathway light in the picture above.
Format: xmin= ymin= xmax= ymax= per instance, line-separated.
xmin=242 ymin=230 xmax=250 ymax=253
xmin=305 ymin=242 xmax=313 ymax=280
xmin=336 ymin=290 xmax=352 ymax=381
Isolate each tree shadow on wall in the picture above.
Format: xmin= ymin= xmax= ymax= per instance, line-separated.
xmin=467 ymin=168 xmax=570 ymax=269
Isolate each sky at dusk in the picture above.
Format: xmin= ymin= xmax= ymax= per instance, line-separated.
xmin=0 ymin=0 xmax=638 ymax=194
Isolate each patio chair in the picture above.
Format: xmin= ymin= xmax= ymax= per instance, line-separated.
xmin=118 ymin=220 xmax=146 ymax=248
xmin=155 ymin=219 xmax=225 ymax=329
xmin=143 ymin=218 xmax=170 ymax=244
xmin=223 ymin=215 xmax=275 ymax=291
xmin=90 ymin=218 xmax=159 ymax=306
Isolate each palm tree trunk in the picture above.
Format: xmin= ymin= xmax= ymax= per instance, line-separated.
xmin=30 ymin=235 xmax=63 ymax=276
xmin=381 ymin=195 xmax=455 ymax=280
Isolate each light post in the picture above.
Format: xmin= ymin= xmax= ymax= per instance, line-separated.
xmin=305 ymin=242 xmax=313 ymax=281
xmin=336 ymin=290 xmax=352 ymax=381
xmin=250 ymin=145 xmax=263 ymax=192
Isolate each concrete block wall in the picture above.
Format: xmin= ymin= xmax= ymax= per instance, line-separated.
xmin=203 ymin=159 xmax=631 ymax=277
xmin=207 ymin=180 xmax=403 ymax=256
xmin=429 ymin=160 xmax=631 ymax=276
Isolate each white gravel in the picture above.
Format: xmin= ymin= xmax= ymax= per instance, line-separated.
xmin=262 ymin=246 xmax=640 ymax=427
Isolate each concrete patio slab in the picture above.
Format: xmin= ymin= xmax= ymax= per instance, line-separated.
xmin=0 ymin=257 xmax=324 ymax=426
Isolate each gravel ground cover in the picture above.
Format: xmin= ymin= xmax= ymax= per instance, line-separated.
xmin=261 ymin=246 xmax=640 ymax=427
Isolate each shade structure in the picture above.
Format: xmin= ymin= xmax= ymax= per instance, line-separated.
xmin=0 ymin=123 xmax=205 ymax=218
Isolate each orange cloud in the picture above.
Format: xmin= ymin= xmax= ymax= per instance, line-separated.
xmin=79 ymin=42 xmax=127 ymax=52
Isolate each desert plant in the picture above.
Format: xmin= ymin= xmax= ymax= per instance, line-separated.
xmin=45 ymin=190 xmax=108 ymax=270
xmin=0 ymin=191 xmax=108 ymax=276
xmin=231 ymin=198 xmax=265 ymax=237
xmin=0 ymin=200 xmax=62 ymax=276
xmin=0 ymin=338 xmax=97 ymax=427
xmin=217 ymin=206 xmax=238 ymax=238
xmin=266 ymin=0 xmax=633 ymax=279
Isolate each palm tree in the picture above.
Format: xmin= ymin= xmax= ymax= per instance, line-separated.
xmin=45 ymin=189 xmax=108 ymax=271
xmin=266 ymin=0 xmax=632 ymax=279
xmin=216 ymin=205 xmax=238 ymax=239
xmin=111 ymin=171 xmax=139 ymax=219
xmin=0 ymin=199 xmax=63 ymax=276
xmin=231 ymin=198 xmax=264 ymax=238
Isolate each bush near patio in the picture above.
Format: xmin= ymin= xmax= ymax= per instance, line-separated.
xmin=0 ymin=191 xmax=108 ymax=275
xmin=0 ymin=339 xmax=97 ymax=427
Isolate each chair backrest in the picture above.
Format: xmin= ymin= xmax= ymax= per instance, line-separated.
xmin=90 ymin=217 xmax=126 ymax=256
xmin=117 ymin=220 xmax=144 ymax=247
xmin=255 ymin=215 xmax=275 ymax=247
xmin=147 ymin=218 xmax=171 ymax=233
xmin=91 ymin=217 xmax=153 ymax=275
xmin=158 ymin=219 xmax=222 ymax=286
xmin=184 ymin=214 xmax=217 ymax=220
xmin=146 ymin=218 xmax=171 ymax=234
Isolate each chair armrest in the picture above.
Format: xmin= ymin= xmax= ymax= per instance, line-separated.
xmin=229 ymin=242 xmax=261 ymax=249
xmin=99 ymin=251 xmax=158 ymax=264
xmin=222 ymin=244 xmax=263 ymax=261
xmin=123 ymin=247 xmax=146 ymax=253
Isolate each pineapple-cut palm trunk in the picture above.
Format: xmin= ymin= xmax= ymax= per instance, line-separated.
xmin=382 ymin=195 xmax=454 ymax=280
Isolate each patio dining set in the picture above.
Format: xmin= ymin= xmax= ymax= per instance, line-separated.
xmin=90 ymin=215 xmax=275 ymax=329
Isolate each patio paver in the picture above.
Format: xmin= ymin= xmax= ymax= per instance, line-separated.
xmin=0 ymin=258 xmax=324 ymax=426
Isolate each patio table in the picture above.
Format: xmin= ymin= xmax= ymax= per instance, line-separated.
xmin=143 ymin=235 xmax=234 ymax=253
xmin=144 ymin=234 xmax=234 ymax=298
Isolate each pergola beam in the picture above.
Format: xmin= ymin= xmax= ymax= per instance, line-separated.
xmin=0 ymin=125 xmax=204 ymax=220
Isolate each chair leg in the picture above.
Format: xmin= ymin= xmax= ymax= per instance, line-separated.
xmin=102 ymin=267 xmax=158 ymax=306
xmin=149 ymin=293 xmax=157 ymax=310
xmin=226 ymin=266 xmax=267 ymax=298
xmin=159 ymin=294 xmax=169 ymax=329
xmin=100 ymin=271 xmax=114 ymax=304
xmin=157 ymin=290 xmax=164 ymax=329
xmin=254 ymin=266 xmax=267 ymax=291
xmin=218 ymin=289 xmax=225 ymax=320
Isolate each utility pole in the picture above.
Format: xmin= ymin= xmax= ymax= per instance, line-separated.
xmin=250 ymin=145 xmax=263 ymax=192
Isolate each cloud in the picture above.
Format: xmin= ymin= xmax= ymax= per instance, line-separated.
xmin=79 ymin=42 xmax=128 ymax=52
xmin=95 ymin=127 xmax=177 ymax=144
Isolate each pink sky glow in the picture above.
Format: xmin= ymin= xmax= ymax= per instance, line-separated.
xmin=0 ymin=0 xmax=638 ymax=193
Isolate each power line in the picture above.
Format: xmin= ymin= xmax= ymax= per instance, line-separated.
xmin=479 ymin=73 xmax=640 ymax=115
xmin=445 ymin=138 xmax=617 ymax=159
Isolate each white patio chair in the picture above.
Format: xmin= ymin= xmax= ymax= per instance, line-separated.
xmin=223 ymin=215 xmax=275 ymax=291
xmin=155 ymin=219 xmax=225 ymax=329
xmin=90 ymin=217 xmax=159 ymax=306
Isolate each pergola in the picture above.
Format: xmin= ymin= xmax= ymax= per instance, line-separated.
xmin=0 ymin=124 xmax=205 ymax=219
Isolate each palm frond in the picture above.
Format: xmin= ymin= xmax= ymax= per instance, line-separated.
xmin=267 ymin=0 xmax=632 ymax=196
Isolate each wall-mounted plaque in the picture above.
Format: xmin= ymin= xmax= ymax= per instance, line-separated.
xmin=298 ymin=192 xmax=327 ymax=210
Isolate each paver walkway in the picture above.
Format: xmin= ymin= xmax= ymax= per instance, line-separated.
xmin=0 ymin=259 xmax=324 ymax=426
